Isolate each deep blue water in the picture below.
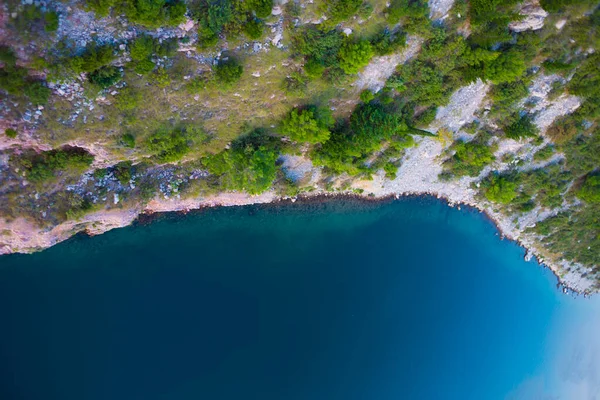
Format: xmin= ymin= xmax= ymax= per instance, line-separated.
xmin=0 ymin=197 xmax=599 ymax=400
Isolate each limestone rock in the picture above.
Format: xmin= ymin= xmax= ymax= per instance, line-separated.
xmin=509 ymin=1 xmax=549 ymax=32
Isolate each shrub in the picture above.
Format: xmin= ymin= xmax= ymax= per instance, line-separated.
xmin=70 ymin=44 xmax=115 ymax=74
xmin=387 ymin=0 xmax=429 ymax=26
xmin=291 ymin=28 xmax=344 ymax=67
xmin=486 ymin=50 xmax=526 ymax=84
xmin=24 ymin=147 xmax=94 ymax=182
xmin=115 ymin=87 xmax=142 ymax=112
xmin=444 ymin=140 xmax=495 ymax=177
xmin=370 ymin=29 xmax=407 ymax=56
xmin=243 ymin=18 xmax=264 ymax=40
xmin=145 ymin=125 xmax=202 ymax=162
xmin=323 ymin=0 xmax=363 ymax=25
xmin=279 ymin=107 xmax=332 ymax=144
xmin=533 ymin=145 xmax=555 ymax=162
xmin=484 ymin=174 xmax=517 ymax=204
xmin=383 ymin=162 xmax=398 ymax=179
xmin=134 ymin=59 xmax=156 ymax=75
xmin=338 ymin=39 xmax=374 ymax=74
xmin=120 ymin=133 xmax=136 ymax=148
xmin=249 ymin=0 xmax=273 ymax=18
xmin=151 ymin=67 xmax=171 ymax=88
xmin=204 ymin=130 xmax=279 ymax=194
xmin=123 ymin=0 xmax=186 ymax=28
xmin=360 ymin=89 xmax=375 ymax=103
xmin=88 ymin=66 xmax=121 ymax=88
xmin=214 ymin=58 xmax=243 ymax=87
xmin=304 ymin=58 xmax=326 ymax=79
xmin=22 ymin=81 xmax=51 ymax=105
xmin=44 ymin=11 xmax=59 ymax=32
xmin=113 ymin=161 xmax=133 ymax=185
xmin=130 ymin=36 xmax=155 ymax=62
xmin=578 ymin=175 xmax=600 ymax=203
xmin=5 ymin=128 xmax=17 ymax=138
xmin=505 ymin=115 xmax=538 ymax=140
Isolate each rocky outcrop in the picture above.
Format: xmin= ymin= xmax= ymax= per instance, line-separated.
xmin=509 ymin=1 xmax=549 ymax=32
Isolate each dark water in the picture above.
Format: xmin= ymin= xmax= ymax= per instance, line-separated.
xmin=0 ymin=197 xmax=598 ymax=400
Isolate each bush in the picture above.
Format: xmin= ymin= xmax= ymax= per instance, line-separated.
xmin=291 ymin=27 xmax=344 ymax=67
xmin=70 ymin=44 xmax=115 ymax=74
xmin=484 ymin=174 xmax=517 ymax=204
xmin=205 ymin=130 xmax=279 ymax=194
xmin=44 ymin=11 xmax=59 ymax=32
xmin=120 ymin=133 xmax=136 ymax=148
xmin=323 ymin=0 xmax=363 ymax=25
xmin=243 ymin=18 xmax=264 ymax=40
xmin=88 ymin=66 xmax=121 ymax=88
xmin=505 ymin=114 xmax=538 ymax=140
xmin=360 ymin=89 xmax=375 ymax=103
xmin=444 ymin=139 xmax=495 ymax=177
xmin=115 ymin=87 xmax=142 ymax=112
xmin=214 ymin=58 xmax=243 ymax=87
xmin=383 ymin=162 xmax=398 ymax=179
xmin=304 ymin=58 xmax=325 ymax=79
xmin=279 ymin=107 xmax=332 ymax=144
xmin=338 ymin=39 xmax=374 ymax=74
xmin=5 ymin=128 xmax=17 ymax=138
xmin=486 ymin=50 xmax=526 ymax=84
xmin=145 ymin=125 xmax=203 ymax=162
xmin=248 ymin=0 xmax=273 ymax=18
xmin=370 ymin=28 xmax=407 ymax=56
xmin=123 ymin=0 xmax=186 ymax=28
xmin=24 ymin=147 xmax=94 ymax=182
xmin=130 ymin=36 xmax=155 ymax=62
xmin=578 ymin=175 xmax=600 ymax=203
xmin=151 ymin=67 xmax=171 ymax=88
xmin=134 ymin=59 xmax=156 ymax=75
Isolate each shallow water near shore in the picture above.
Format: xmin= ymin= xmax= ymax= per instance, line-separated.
xmin=0 ymin=197 xmax=599 ymax=400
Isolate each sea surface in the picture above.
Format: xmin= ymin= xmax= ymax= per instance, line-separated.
xmin=1 ymin=197 xmax=599 ymax=400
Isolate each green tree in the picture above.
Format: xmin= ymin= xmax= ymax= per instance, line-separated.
xmin=338 ymin=39 xmax=374 ymax=74
xmin=214 ymin=58 xmax=244 ymax=87
xmin=578 ymin=175 xmax=600 ymax=203
xmin=484 ymin=175 xmax=517 ymax=204
xmin=280 ymin=108 xmax=331 ymax=144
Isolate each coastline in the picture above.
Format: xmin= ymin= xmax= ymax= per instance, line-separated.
xmin=0 ymin=187 xmax=591 ymax=296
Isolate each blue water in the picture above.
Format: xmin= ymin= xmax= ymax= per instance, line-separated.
xmin=0 ymin=197 xmax=598 ymax=400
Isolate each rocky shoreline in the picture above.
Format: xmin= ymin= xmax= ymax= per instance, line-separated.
xmin=0 ymin=184 xmax=592 ymax=296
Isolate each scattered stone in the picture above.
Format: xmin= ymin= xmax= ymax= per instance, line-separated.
xmin=343 ymin=28 xmax=353 ymax=36
xmin=509 ymin=1 xmax=548 ymax=32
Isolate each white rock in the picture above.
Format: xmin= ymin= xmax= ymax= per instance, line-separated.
xmin=343 ymin=28 xmax=353 ymax=36
xmin=509 ymin=1 xmax=548 ymax=32
xmin=555 ymin=19 xmax=567 ymax=30
xmin=272 ymin=6 xmax=283 ymax=15
xmin=252 ymin=71 xmax=261 ymax=77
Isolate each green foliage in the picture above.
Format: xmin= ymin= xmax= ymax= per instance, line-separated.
xmin=151 ymin=67 xmax=171 ymax=88
xmin=214 ymin=58 xmax=243 ymax=87
xmin=88 ymin=66 xmax=122 ymax=88
xmin=134 ymin=59 xmax=156 ymax=75
xmin=292 ymin=27 xmax=344 ymax=68
xmin=360 ymin=89 xmax=375 ymax=103
xmin=130 ymin=36 xmax=155 ymax=62
xmin=444 ymin=139 xmax=495 ymax=177
xmin=248 ymin=0 xmax=273 ymax=18
xmin=115 ymin=87 xmax=142 ymax=112
xmin=145 ymin=125 xmax=203 ymax=163
xmin=120 ymin=133 xmax=136 ymax=148
xmin=486 ymin=50 xmax=526 ymax=84
xmin=304 ymin=58 xmax=325 ymax=79
xmin=387 ymin=0 xmax=430 ymax=33
xmin=468 ymin=0 xmax=518 ymax=47
xmin=5 ymin=128 xmax=17 ymax=138
xmin=64 ymin=194 xmax=96 ymax=221
xmin=563 ymin=130 xmax=600 ymax=176
xmin=489 ymin=80 xmax=528 ymax=118
xmin=313 ymin=103 xmax=414 ymax=175
xmin=504 ymin=114 xmax=538 ymax=140
xmin=243 ymin=18 xmax=264 ymax=40
xmin=85 ymin=0 xmax=186 ymax=26
xmin=44 ymin=11 xmax=59 ymax=32
xmin=70 ymin=44 xmax=115 ymax=74
xmin=23 ymin=147 xmax=94 ymax=183
xmin=540 ymin=0 xmax=596 ymax=13
xmin=205 ymin=130 xmax=279 ymax=194
xmin=530 ymin=203 xmax=600 ymax=269
xmin=578 ymin=175 xmax=600 ymax=203
xmin=0 ymin=49 xmax=51 ymax=105
xmin=515 ymin=164 xmax=572 ymax=208
xmin=533 ymin=144 xmax=555 ymax=162
xmin=337 ymin=39 xmax=374 ymax=74
xmin=113 ymin=161 xmax=133 ymax=185
xmin=322 ymin=0 xmax=363 ymax=26
xmin=383 ymin=162 xmax=398 ymax=179
xmin=279 ymin=107 xmax=332 ymax=144
xmin=483 ymin=174 xmax=517 ymax=204
xmin=370 ymin=28 xmax=407 ymax=56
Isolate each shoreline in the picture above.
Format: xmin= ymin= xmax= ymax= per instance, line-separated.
xmin=1 ymin=188 xmax=589 ymax=296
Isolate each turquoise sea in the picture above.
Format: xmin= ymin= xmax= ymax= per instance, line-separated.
xmin=0 ymin=197 xmax=599 ymax=400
